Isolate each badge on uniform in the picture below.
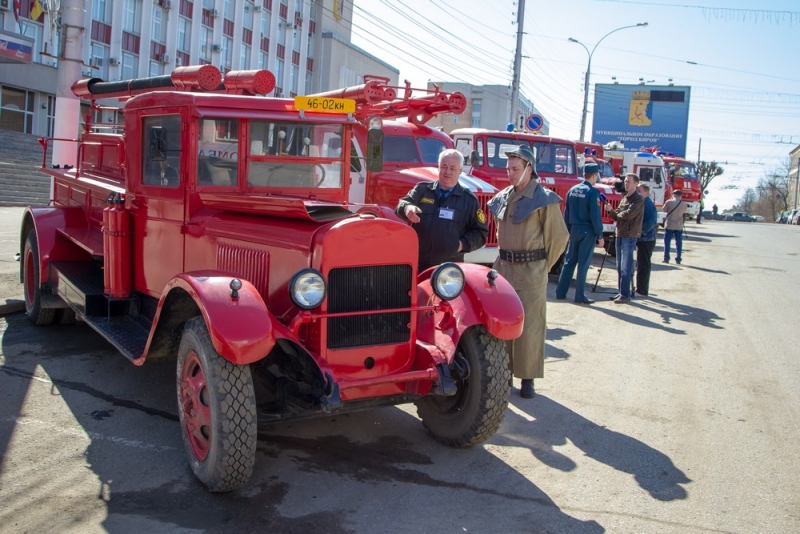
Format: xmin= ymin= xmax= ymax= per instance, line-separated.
xmin=477 ymin=208 xmax=486 ymax=224
xmin=439 ymin=208 xmax=455 ymax=220
xmin=421 ymin=197 xmax=435 ymax=204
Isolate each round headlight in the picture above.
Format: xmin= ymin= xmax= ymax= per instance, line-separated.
xmin=289 ymin=269 xmax=326 ymax=310
xmin=431 ymin=263 xmax=465 ymax=301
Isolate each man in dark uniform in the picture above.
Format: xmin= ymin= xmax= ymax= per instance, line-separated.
xmin=555 ymin=163 xmax=604 ymax=304
xmin=396 ymin=148 xmax=489 ymax=271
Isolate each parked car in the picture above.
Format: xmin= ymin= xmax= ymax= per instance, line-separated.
xmin=790 ymin=209 xmax=800 ymax=225
xmin=701 ymin=210 xmax=713 ymax=220
xmin=777 ymin=211 xmax=789 ymax=223
xmin=731 ymin=212 xmax=755 ymax=222
xmin=753 ymin=215 xmax=764 ymax=222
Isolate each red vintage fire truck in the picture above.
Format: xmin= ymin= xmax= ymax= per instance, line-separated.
xmin=451 ymin=129 xmax=620 ymax=247
xmin=313 ymin=77 xmax=499 ymax=264
xmin=20 ymin=66 xmax=524 ymax=492
xmin=659 ymin=153 xmax=702 ymax=218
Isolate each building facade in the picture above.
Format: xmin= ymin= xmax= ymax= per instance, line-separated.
xmin=424 ymin=81 xmax=548 ymax=136
xmin=0 ymin=0 xmax=397 ymax=137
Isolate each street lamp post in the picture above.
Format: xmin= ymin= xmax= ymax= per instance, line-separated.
xmin=569 ymin=22 xmax=648 ymax=142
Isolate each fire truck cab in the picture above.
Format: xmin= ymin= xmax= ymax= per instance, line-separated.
xmin=604 ymin=143 xmax=669 ymax=226
xmin=19 ymin=66 xmax=523 ymax=493
xmin=660 ymin=153 xmax=701 ymax=218
xmin=452 ymin=129 xmax=619 ymax=245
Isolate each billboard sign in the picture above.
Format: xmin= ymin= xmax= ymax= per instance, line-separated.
xmin=591 ymin=84 xmax=691 ymax=157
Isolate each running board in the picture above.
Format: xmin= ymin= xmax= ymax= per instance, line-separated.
xmin=49 ymin=261 xmax=149 ymax=361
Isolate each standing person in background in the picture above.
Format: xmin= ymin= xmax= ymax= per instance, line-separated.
xmin=556 ymin=163 xmax=604 ymax=304
xmin=488 ymin=146 xmax=569 ymax=399
xmin=635 ymin=183 xmax=657 ymax=297
xmin=604 ymin=173 xmax=644 ymax=304
xmin=662 ymin=189 xmax=688 ymax=264
xmin=712 ymin=204 xmax=719 ymax=219
xmin=697 ymin=197 xmax=705 ymax=224
xmin=396 ymin=149 xmax=489 ymax=271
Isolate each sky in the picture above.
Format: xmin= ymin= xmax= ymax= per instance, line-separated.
xmin=349 ymin=0 xmax=800 ymax=210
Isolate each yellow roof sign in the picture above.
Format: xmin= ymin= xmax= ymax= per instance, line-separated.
xmin=294 ymin=96 xmax=356 ymax=114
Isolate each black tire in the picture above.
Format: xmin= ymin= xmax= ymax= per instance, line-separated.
xmin=415 ymin=325 xmax=511 ymax=448
xmin=177 ymin=316 xmax=257 ymax=492
xmin=55 ymin=307 xmax=77 ymax=324
xmin=23 ymin=230 xmax=55 ymax=326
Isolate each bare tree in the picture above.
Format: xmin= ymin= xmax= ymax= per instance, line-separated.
xmin=697 ymin=161 xmax=725 ymax=193
xmin=736 ymin=188 xmax=757 ymax=214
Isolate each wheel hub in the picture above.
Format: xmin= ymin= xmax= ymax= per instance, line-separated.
xmin=179 ymin=351 xmax=211 ymax=460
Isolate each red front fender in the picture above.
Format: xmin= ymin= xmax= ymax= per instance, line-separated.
xmin=153 ymin=272 xmax=277 ymax=365
xmin=416 ymin=263 xmax=524 ymax=360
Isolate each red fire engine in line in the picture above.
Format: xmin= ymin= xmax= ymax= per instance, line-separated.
xmin=450 ymin=129 xmax=621 ymax=248
xmin=602 ymin=141 xmax=670 ymax=226
xmin=20 ymin=65 xmax=524 ymax=492
xmin=310 ymin=77 xmax=499 ymax=264
xmin=658 ymin=152 xmax=702 ymax=218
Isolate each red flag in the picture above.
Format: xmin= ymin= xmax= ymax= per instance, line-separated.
xmin=13 ymin=0 xmax=21 ymax=22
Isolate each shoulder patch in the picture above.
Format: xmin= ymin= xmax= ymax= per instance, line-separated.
xmin=421 ymin=197 xmax=435 ymax=204
xmin=477 ymin=208 xmax=487 ymax=224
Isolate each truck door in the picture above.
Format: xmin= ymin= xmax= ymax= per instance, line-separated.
xmin=638 ymin=164 xmax=666 ymax=206
xmin=130 ymin=114 xmax=186 ymax=296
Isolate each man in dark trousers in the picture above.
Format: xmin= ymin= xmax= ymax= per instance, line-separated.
xmin=635 ymin=183 xmax=657 ymax=297
xmin=396 ymin=148 xmax=489 ymax=271
xmin=555 ymin=163 xmax=604 ymax=304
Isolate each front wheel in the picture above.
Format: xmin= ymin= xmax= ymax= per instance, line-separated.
xmin=415 ymin=325 xmax=511 ymax=448
xmin=177 ymin=317 xmax=257 ymax=492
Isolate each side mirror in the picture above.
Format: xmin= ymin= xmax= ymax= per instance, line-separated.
xmin=470 ymin=149 xmax=482 ymax=167
xmin=366 ymin=127 xmax=384 ymax=173
xmin=149 ymin=126 xmax=167 ymax=162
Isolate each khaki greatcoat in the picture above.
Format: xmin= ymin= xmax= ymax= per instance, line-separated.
xmin=489 ymin=180 xmax=569 ymax=379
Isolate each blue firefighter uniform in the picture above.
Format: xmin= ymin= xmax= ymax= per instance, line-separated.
xmin=555 ymin=176 xmax=604 ymax=303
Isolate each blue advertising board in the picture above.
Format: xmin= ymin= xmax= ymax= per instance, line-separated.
xmin=591 ymin=84 xmax=691 ymax=157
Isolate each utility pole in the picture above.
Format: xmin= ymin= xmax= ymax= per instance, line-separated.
xmin=52 ymin=0 xmax=87 ymax=169
xmin=509 ymin=0 xmax=525 ymax=127
xmin=697 ymin=138 xmax=702 ymax=162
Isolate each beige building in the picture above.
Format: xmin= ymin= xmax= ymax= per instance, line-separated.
xmin=425 ymin=81 xmax=548 ymax=136
xmin=0 ymin=0 xmax=397 ymax=137
xmin=789 ymin=144 xmax=800 ymax=210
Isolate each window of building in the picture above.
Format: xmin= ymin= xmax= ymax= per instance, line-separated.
xmin=224 ymin=0 xmax=234 ymax=19
xmin=149 ymin=61 xmax=164 ymax=76
xmin=291 ymin=24 xmax=299 ymax=52
xmin=92 ymin=0 xmax=112 ymax=23
xmin=305 ymin=71 xmax=312 ymax=94
xmin=0 ymin=86 xmax=34 ymax=134
xmin=221 ymin=35 xmax=233 ymax=70
xmin=90 ymin=42 xmax=110 ymax=80
xmin=307 ymin=32 xmax=314 ymax=58
xmin=123 ymin=0 xmax=142 ymax=34
xmin=178 ymin=16 xmax=191 ymax=53
xmin=240 ymin=44 xmax=251 ymax=70
xmin=258 ymin=51 xmax=268 ymax=69
xmin=152 ymin=6 xmax=166 ymax=44
xmin=200 ymin=26 xmax=212 ymax=61
xmin=471 ymin=99 xmax=481 ymax=128
xmin=46 ymin=95 xmax=56 ymax=137
xmin=290 ymin=64 xmax=298 ymax=95
xmin=261 ymin=7 xmax=271 ymax=38
xmin=243 ymin=1 xmax=255 ymax=29
xmin=274 ymin=58 xmax=284 ymax=94
xmin=121 ymin=52 xmax=137 ymax=80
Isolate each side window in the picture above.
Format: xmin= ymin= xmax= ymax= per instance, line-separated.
xmin=142 ymin=115 xmax=182 ymax=187
xmin=384 ymin=135 xmax=420 ymax=163
xmin=350 ymin=140 xmax=362 ymax=173
xmin=198 ymin=118 xmax=239 ymax=186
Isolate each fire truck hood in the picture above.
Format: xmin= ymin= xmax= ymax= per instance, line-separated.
xmin=397 ymin=167 xmax=498 ymax=194
xmin=198 ymin=192 xmax=357 ymax=223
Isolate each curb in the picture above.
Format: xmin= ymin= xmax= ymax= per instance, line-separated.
xmin=0 ymin=300 xmax=25 ymax=316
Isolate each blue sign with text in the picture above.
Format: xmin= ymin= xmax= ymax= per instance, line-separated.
xmin=591 ymin=84 xmax=691 ymax=157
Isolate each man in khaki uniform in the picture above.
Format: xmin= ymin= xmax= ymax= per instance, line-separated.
xmin=487 ymin=147 xmax=569 ymax=398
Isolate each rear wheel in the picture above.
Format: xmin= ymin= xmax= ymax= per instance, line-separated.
xmin=55 ymin=307 xmax=77 ymax=324
xmin=415 ymin=325 xmax=511 ymax=448
xmin=177 ymin=317 xmax=257 ymax=492
xmin=23 ymin=230 xmax=55 ymax=326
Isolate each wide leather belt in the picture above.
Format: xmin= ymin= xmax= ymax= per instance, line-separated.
xmin=498 ymin=248 xmax=546 ymax=263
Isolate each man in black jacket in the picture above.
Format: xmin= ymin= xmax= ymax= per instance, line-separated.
xmin=396 ymin=149 xmax=489 ymax=271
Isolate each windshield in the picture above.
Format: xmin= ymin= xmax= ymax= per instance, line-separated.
xmin=672 ymin=163 xmax=697 ymax=180
xmin=597 ymin=160 xmax=615 ymax=178
xmin=533 ymin=141 xmax=575 ymax=176
xmin=246 ymin=120 xmax=343 ymax=189
xmin=485 ymin=137 xmax=530 ymax=168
